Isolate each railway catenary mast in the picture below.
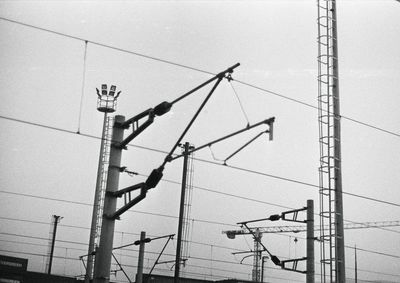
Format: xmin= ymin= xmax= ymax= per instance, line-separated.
xmin=85 ymin=85 xmax=120 ymax=283
xmin=317 ymin=1 xmax=345 ymax=282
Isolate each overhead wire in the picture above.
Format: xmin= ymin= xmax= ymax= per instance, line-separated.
xmin=3 ymin=241 xmax=398 ymax=281
xmin=228 ymin=80 xmax=251 ymax=126
xmin=3 ymin=214 xmax=400 ymax=260
xmin=0 ymin=17 xmax=214 ymax=77
xmin=2 ymin=228 xmax=400 ymax=279
xmin=2 ymin=191 xmax=400 ymax=258
xmin=1 ymin=15 xmax=399 ymax=209
xmin=1 ymin=114 xmax=400 ymax=210
xmin=1 ymin=14 xmax=400 ymax=282
xmin=0 ymin=16 xmax=399 ymax=139
xmin=77 ymin=40 xmax=88 ymax=134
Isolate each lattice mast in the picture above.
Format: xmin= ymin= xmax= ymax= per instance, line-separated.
xmin=174 ymin=142 xmax=195 ymax=281
xmin=317 ymin=1 xmax=345 ymax=282
xmin=252 ymin=229 xmax=262 ymax=282
xmin=181 ymin=143 xmax=195 ymax=267
xmin=85 ymin=85 xmax=120 ymax=283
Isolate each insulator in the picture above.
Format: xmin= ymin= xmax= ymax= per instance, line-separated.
xmin=145 ymin=168 xmax=163 ymax=189
xmin=154 ymin=101 xmax=172 ymax=116
xmin=271 ymin=255 xmax=281 ymax=266
xmin=269 ymin=214 xmax=281 ymax=221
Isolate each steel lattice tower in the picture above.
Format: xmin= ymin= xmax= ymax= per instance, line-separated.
xmin=317 ymin=1 xmax=345 ymax=282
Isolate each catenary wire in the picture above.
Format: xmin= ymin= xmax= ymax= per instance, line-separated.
xmin=2 ymin=116 xmax=400 ymax=235
xmin=2 ymin=176 xmax=400 ymax=237
xmin=229 ymin=81 xmax=251 ymax=126
xmin=2 ymin=230 xmax=400 ymax=279
xmin=1 ymin=14 xmax=399 ymax=282
xmin=0 ymin=16 xmax=399 ymax=139
xmin=2 ymin=243 xmax=398 ymax=281
xmin=2 ymin=193 xmax=400 ymax=258
xmin=0 ymin=17 xmax=214 ymax=76
xmin=77 ymin=40 xmax=88 ymax=134
xmin=1 ymin=114 xmax=400 ymax=209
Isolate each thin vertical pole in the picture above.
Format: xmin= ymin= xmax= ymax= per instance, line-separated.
xmin=354 ymin=245 xmax=358 ymax=283
xmin=331 ymin=1 xmax=346 ymax=281
xmin=261 ymin=257 xmax=266 ymax=283
xmin=93 ymin=115 xmax=125 ymax=283
xmin=306 ymin=200 xmax=315 ymax=283
xmin=136 ymin=231 xmax=146 ymax=283
xmin=174 ymin=142 xmax=190 ymax=283
xmin=86 ymin=112 xmax=108 ymax=283
xmin=48 ymin=215 xmax=61 ymax=275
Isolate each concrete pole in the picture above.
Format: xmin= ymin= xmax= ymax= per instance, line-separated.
xmin=48 ymin=215 xmax=61 ymax=275
xmin=86 ymin=112 xmax=108 ymax=283
xmin=93 ymin=115 xmax=125 ymax=283
xmin=306 ymin=200 xmax=315 ymax=283
xmin=136 ymin=231 xmax=146 ymax=283
xmin=174 ymin=142 xmax=190 ymax=283
xmin=331 ymin=1 xmax=346 ymax=281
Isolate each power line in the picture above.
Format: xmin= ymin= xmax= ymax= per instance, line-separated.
xmin=77 ymin=40 xmax=88 ymax=134
xmin=0 ymin=189 xmax=235 ymax=228
xmin=4 ymin=214 xmax=400 ymax=261
xmin=2 ymin=114 xmax=400 ymax=210
xmin=0 ymin=17 xmax=214 ymax=77
xmin=2 ymin=181 xmax=400 ymax=238
xmin=3 ymin=206 xmax=400 ymax=263
xmin=233 ymin=79 xmax=400 ymax=138
xmin=2 ymin=230 xmax=400 ymax=279
xmin=0 ymin=232 xmax=87 ymax=247
xmin=1 ymin=16 xmax=399 ymax=139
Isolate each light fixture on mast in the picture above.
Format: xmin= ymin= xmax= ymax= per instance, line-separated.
xmin=96 ymin=84 xmax=121 ymax=113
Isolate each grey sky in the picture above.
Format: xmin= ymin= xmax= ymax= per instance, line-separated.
xmin=0 ymin=1 xmax=399 ymax=282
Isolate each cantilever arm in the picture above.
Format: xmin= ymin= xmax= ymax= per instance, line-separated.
xmin=108 ymin=183 xmax=148 ymax=220
xmin=111 ymin=182 xmax=145 ymax=198
xmin=168 ymin=117 xmax=275 ymax=162
xmin=223 ymin=131 xmax=267 ymax=164
xmin=117 ymin=109 xmax=155 ymax=149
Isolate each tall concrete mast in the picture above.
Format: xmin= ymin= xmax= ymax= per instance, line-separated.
xmin=85 ymin=85 xmax=120 ymax=283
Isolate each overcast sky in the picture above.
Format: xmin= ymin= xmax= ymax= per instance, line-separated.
xmin=0 ymin=1 xmax=399 ymax=282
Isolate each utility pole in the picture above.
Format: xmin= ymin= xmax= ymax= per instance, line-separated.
xmin=174 ymin=142 xmax=190 ymax=283
xmin=261 ymin=256 xmax=268 ymax=283
xmin=47 ymin=215 xmax=62 ymax=275
xmin=331 ymin=1 xmax=346 ymax=281
xmin=354 ymin=245 xmax=358 ymax=283
xmin=306 ymin=200 xmax=315 ymax=283
xmin=136 ymin=231 xmax=146 ymax=283
xmin=93 ymin=115 xmax=125 ymax=283
xmin=227 ymin=200 xmax=314 ymax=281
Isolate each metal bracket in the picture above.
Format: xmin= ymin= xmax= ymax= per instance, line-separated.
xmin=281 ymin=257 xmax=308 ymax=274
xmin=116 ymin=109 xmax=155 ymax=149
xmin=106 ymin=182 xmax=148 ymax=220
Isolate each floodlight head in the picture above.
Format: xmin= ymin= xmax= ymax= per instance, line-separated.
xmin=101 ymin=84 xmax=108 ymax=95
xmin=97 ymin=84 xmax=120 ymax=113
xmin=109 ymin=85 xmax=116 ymax=96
